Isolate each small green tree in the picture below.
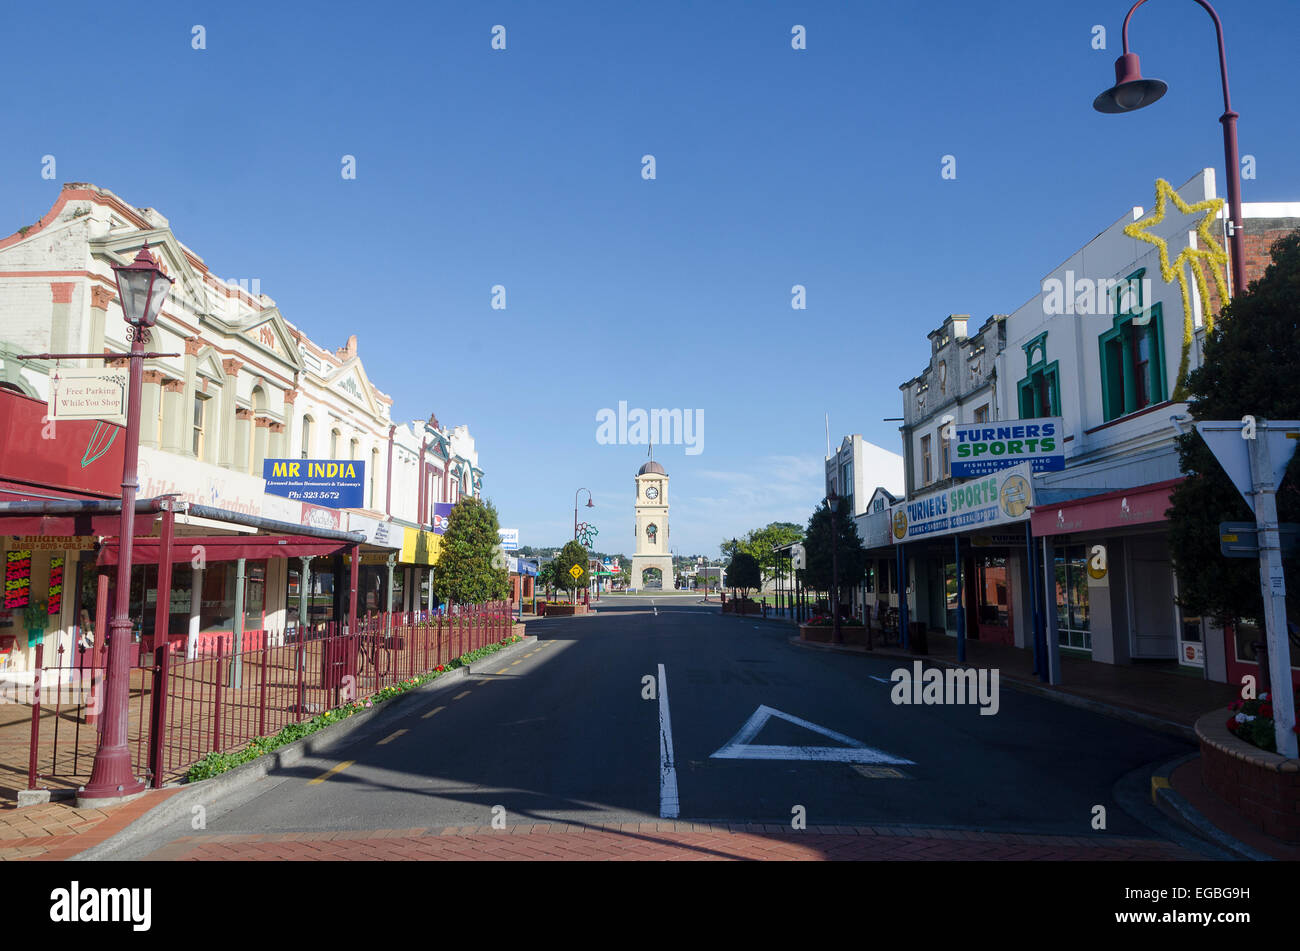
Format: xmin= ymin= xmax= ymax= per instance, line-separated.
xmin=1168 ymin=230 xmax=1300 ymax=627
xmin=555 ymin=540 xmax=589 ymax=602
xmin=432 ymin=497 xmax=510 ymax=606
xmin=726 ymin=551 xmax=761 ymax=599
xmin=802 ymin=501 xmax=868 ymax=607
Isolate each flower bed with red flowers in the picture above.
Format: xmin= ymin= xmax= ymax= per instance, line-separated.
xmin=803 ymin=613 xmax=863 ymax=627
xmin=1225 ymin=692 xmax=1298 ymax=754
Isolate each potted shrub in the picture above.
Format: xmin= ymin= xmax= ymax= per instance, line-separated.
xmin=23 ymin=597 xmax=48 ymax=647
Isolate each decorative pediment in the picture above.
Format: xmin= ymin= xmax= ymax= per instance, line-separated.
xmin=424 ymin=428 xmax=451 ymax=459
xmin=234 ymin=307 xmax=304 ymax=371
xmin=194 ymin=348 xmax=227 ymax=385
xmin=324 ymin=357 xmax=381 ymax=418
xmin=91 ymin=229 xmax=210 ymax=320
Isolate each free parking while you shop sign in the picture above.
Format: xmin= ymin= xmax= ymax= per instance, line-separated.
xmin=263 ymin=459 xmax=364 ymax=508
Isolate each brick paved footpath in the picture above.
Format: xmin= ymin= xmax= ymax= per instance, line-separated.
xmin=143 ymin=823 xmax=1203 ymax=861
xmin=0 ymin=789 xmax=182 ymax=861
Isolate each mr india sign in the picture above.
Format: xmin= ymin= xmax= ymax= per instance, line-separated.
xmin=891 ymin=462 xmax=1034 ymax=543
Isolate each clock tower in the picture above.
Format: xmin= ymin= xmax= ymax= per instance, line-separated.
xmin=630 ymin=458 xmax=673 ymax=589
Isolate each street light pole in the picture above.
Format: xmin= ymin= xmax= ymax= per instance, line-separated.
xmin=82 ymin=245 xmax=174 ymax=804
xmin=574 ymin=487 xmax=592 ymax=541
xmin=1094 ymin=0 xmax=1247 ymax=295
xmin=827 ymin=493 xmax=842 ymax=645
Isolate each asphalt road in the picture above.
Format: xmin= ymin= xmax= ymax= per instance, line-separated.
xmin=118 ymin=594 xmax=1207 ymax=857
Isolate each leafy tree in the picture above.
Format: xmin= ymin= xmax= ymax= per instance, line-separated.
xmin=801 ymin=500 xmax=868 ymax=605
xmin=432 ymin=497 xmax=510 ymax=605
xmin=726 ymin=551 xmax=761 ymax=598
xmin=747 ymin=521 xmax=804 ymax=581
xmin=554 ymin=540 xmax=590 ymax=601
xmin=722 ymin=522 xmax=804 ymax=583
xmin=1168 ymin=230 xmax=1300 ymax=628
xmin=535 ymin=560 xmax=559 ymax=596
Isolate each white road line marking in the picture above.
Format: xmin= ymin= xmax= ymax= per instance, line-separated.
xmin=658 ymin=662 xmax=679 ymax=818
xmin=710 ymin=704 xmax=915 ymax=765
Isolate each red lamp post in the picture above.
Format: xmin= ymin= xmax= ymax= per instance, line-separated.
xmin=81 ymin=245 xmax=173 ymax=804
xmin=1093 ymin=0 xmax=1248 ymax=296
xmin=574 ymin=487 xmax=592 ymax=540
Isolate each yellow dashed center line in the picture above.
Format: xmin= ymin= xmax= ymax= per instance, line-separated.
xmin=510 ymin=660 xmax=523 ymax=666
xmin=377 ymin=729 xmax=408 ymax=745
xmin=308 ymin=760 xmax=355 ymax=785
xmin=421 ymin=705 xmax=446 ymax=719
xmin=452 ymin=690 xmax=472 ymax=700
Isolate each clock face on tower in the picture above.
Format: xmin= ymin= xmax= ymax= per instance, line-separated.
xmin=645 ymin=486 xmax=658 ymax=500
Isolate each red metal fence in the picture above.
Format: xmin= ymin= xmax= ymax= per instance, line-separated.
xmin=15 ymin=602 xmax=514 ymax=792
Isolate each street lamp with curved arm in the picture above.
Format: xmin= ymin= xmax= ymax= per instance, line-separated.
xmin=574 ymin=488 xmax=593 ymax=541
xmin=1093 ymin=0 xmax=1246 ymax=295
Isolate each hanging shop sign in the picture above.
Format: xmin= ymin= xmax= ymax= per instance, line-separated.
xmin=47 ymin=556 xmax=64 ymax=616
xmin=891 ymin=463 xmax=1034 ymax=543
xmin=400 ymin=527 xmax=443 ymax=566
xmin=4 ymin=550 xmax=33 ymax=610
xmin=951 ymin=419 xmax=1065 ymax=477
xmin=263 ymin=459 xmax=364 ymax=508
xmin=432 ymin=502 xmax=454 ymax=534
xmin=49 ymin=368 xmax=128 ymax=424
xmin=348 ymin=513 xmax=401 ymax=548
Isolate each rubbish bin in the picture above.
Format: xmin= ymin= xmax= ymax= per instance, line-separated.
xmin=908 ymin=621 xmax=928 ymax=655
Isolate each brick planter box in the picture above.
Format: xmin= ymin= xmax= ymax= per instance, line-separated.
xmin=723 ymin=599 xmax=763 ymax=616
xmin=543 ymin=603 xmax=588 ymax=617
xmin=799 ymin=624 xmax=870 ymax=646
xmin=1196 ymin=708 xmax=1300 ymax=843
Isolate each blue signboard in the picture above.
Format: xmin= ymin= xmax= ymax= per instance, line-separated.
xmin=263 ymin=459 xmax=364 ymax=508
xmin=432 ymin=502 xmax=454 ymax=534
xmin=950 ymin=419 xmax=1065 ymax=478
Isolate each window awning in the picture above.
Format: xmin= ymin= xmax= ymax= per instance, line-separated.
xmin=97 ymin=534 xmax=354 ymax=566
xmin=1030 ymin=477 xmax=1181 ymax=537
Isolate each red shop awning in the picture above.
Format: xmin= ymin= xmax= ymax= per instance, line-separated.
xmin=1030 ymin=478 xmax=1182 ymax=537
xmin=98 ymin=534 xmax=355 ymax=566
xmin=0 ymin=481 xmax=127 ymax=536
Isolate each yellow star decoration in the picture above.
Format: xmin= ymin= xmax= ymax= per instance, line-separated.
xmin=1122 ymin=178 xmax=1230 ymax=400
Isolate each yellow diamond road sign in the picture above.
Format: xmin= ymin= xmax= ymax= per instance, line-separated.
xmin=569 ymin=564 xmax=583 ymax=579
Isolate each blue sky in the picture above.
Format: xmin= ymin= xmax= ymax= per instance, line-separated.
xmin=3 ymin=0 xmax=1297 ymax=556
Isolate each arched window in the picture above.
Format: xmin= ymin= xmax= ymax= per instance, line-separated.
xmin=330 ymin=428 xmax=341 ymax=459
xmin=370 ymin=447 xmax=380 ymax=508
xmin=301 ymin=415 xmax=313 ymax=459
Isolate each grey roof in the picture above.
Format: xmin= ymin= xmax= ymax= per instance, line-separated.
xmin=638 ymin=461 xmax=667 ymax=476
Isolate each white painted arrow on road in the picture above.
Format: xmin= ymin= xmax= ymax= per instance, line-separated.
xmin=709 ymin=704 xmax=916 ymax=765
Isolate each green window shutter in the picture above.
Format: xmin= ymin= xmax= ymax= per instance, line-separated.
xmin=1148 ymin=304 xmax=1166 ymax=404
